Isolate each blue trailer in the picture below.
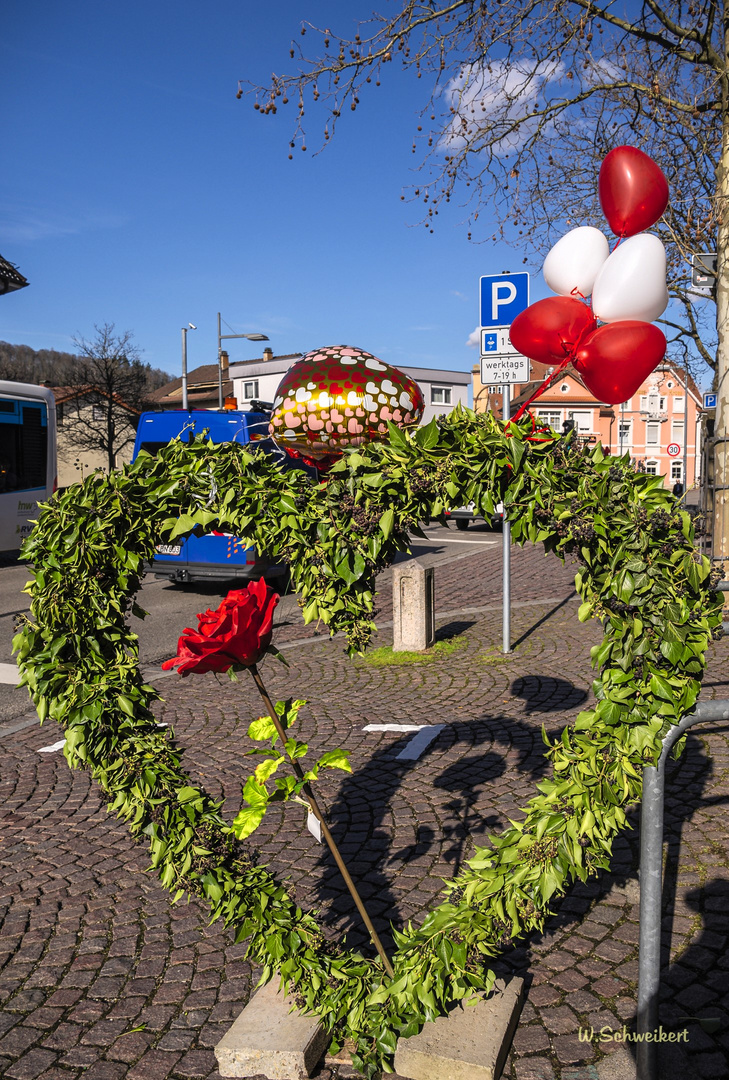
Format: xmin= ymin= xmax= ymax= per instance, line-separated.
xmin=132 ymin=409 xmax=289 ymax=584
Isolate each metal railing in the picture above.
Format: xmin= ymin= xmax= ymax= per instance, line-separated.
xmin=637 ymin=675 xmax=729 ymax=1079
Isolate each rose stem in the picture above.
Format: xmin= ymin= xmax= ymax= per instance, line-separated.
xmin=249 ymin=664 xmax=395 ymax=978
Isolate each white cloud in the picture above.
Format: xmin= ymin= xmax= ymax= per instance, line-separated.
xmin=0 ymin=203 xmax=127 ymax=244
xmin=439 ymin=54 xmax=623 ymax=160
xmin=581 ymin=55 xmax=623 ymax=87
xmin=440 ymin=58 xmax=566 ymax=157
xmin=466 ymin=327 xmax=480 ymax=348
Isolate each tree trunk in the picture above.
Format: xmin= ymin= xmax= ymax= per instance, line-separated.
xmin=712 ymin=6 xmax=729 ymax=563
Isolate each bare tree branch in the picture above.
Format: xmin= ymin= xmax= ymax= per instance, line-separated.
xmin=64 ymin=324 xmax=152 ymax=473
xmin=245 ymin=1 xmax=723 ymax=374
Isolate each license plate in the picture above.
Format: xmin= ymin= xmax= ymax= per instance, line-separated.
xmin=155 ymin=544 xmax=182 ymax=556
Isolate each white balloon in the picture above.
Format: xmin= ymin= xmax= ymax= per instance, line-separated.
xmin=543 ymin=226 xmax=610 ymax=298
xmin=592 ymin=233 xmax=669 ymax=323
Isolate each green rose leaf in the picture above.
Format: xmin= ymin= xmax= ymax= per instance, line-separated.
xmin=318 ymin=749 xmax=352 ymax=772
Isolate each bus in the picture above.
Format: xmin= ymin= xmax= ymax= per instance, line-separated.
xmin=0 ymin=380 xmax=57 ymax=555
xmin=132 ymin=408 xmax=308 ymax=584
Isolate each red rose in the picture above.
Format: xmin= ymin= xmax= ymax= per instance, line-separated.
xmin=162 ymin=578 xmax=279 ymax=676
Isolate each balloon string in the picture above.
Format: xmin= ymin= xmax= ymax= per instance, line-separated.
xmin=612 ymin=235 xmax=623 ymax=253
xmin=507 ymin=355 xmax=573 ymax=428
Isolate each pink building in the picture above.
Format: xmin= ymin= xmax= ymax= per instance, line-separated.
xmin=477 ymin=360 xmax=703 ymax=492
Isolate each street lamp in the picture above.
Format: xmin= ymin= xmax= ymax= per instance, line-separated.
xmin=217 ymin=313 xmax=269 ymax=408
xmin=181 ymin=323 xmax=197 ymax=410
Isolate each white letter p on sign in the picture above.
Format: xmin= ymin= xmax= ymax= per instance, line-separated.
xmin=491 ymin=281 xmax=517 ymax=321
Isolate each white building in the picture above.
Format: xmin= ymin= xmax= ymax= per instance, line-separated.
xmin=229 ymin=349 xmax=471 ymax=426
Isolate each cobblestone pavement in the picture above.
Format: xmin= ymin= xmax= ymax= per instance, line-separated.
xmin=2 ymin=540 xmax=729 ymax=1080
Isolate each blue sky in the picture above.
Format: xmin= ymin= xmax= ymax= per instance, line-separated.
xmin=1 ymin=1 xmax=529 ymax=381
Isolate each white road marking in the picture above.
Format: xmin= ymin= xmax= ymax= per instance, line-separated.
xmin=363 ymin=723 xmax=431 ymax=732
xmin=37 ymin=739 xmax=66 ymax=753
xmin=0 ymin=662 xmax=19 ymax=685
xmin=396 ymin=725 xmax=446 ymax=761
xmin=412 ymin=538 xmax=498 ymax=546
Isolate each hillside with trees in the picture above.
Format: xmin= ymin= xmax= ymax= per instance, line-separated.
xmin=0 ymin=339 xmax=170 ymax=391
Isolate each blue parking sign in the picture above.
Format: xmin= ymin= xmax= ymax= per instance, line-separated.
xmin=704 ymin=392 xmax=717 ymax=409
xmin=480 ymin=272 xmax=530 ymax=328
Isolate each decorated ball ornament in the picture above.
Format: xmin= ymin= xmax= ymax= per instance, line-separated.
xmin=269 ymin=346 xmax=425 ymax=462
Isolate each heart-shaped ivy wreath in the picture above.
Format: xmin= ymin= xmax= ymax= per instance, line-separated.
xmin=15 ymin=409 xmax=722 ymax=1077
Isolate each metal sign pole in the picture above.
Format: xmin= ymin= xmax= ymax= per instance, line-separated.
xmin=478 ymin=272 xmax=529 ymax=658
xmin=502 ymin=384 xmax=511 ymax=654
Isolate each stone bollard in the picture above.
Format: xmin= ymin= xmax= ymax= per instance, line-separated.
xmin=393 ymin=561 xmax=435 ymax=651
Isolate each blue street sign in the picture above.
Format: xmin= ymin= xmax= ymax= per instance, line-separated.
xmin=483 ymin=331 xmax=499 ymax=353
xmin=704 ymin=392 xmax=717 ymax=409
xmin=480 ymin=272 xmax=530 ymax=328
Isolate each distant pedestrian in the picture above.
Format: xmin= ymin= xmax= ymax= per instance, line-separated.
xmin=672 ymin=481 xmax=684 ymax=497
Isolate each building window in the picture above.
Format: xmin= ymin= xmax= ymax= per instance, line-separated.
xmin=673 ymin=396 xmax=685 ymax=413
xmin=666 ymin=380 xmax=674 ymax=389
xmin=671 ymin=419 xmax=684 ymax=444
xmin=536 ymin=410 xmax=561 ymax=430
xmin=560 ymin=383 xmax=570 ymax=393
xmin=618 ymin=421 xmax=631 ymax=446
xmin=92 ymin=405 xmax=106 ymax=421
xmin=644 ymin=460 xmax=659 ymax=475
xmin=640 ymin=394 xmax=666 ymax=414
xmin=431 ymin=386 xmax=452 ymax=405
xmin=569 ymin=410 xmax=592 ymax=434
xmin=487 ymin=386 xmax=499 ymax=394
xmin=671 ymin=462 xmax=683 ymax=481
xmin=241 ymin=379 xmax=259 ymax=401
xmin=645 ymin=422 xmax=660 ymax=445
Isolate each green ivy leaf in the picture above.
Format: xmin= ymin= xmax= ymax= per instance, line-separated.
xmin=168 ymin=513 xmax=197 ymax=540
xmin=385 ymin=421 xmax=409 ymax=450
xmin=650 ymin=672 xmax=675 ymax=701
xmin=177 ymin=786 xmax=202 ymax=803
xmin=415 ymin=417 xmax=439 ymax=449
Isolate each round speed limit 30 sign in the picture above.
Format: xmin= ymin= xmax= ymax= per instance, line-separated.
xmin=667 ymin=443 xmax=682 ymax=458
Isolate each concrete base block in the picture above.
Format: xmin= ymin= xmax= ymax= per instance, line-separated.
xmin=215 ymin=978 xmax=328 ymax=1079
xmin=393 ymin=560 xmax=435 ymax=652
xmin=393 ymin=977 xmax=524 ymax=1080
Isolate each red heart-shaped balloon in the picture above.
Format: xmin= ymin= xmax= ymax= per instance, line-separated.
xmin=598 ymin=146 xmax=669 ymax=238
xmin=573 ymin=321 xmax=666 ymax=404
xmin=509 ymin=297 xmax=595 ymax=365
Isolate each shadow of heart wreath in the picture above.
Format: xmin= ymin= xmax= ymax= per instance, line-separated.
xmin=15 ymin=409 xmax=723 ymax=1077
